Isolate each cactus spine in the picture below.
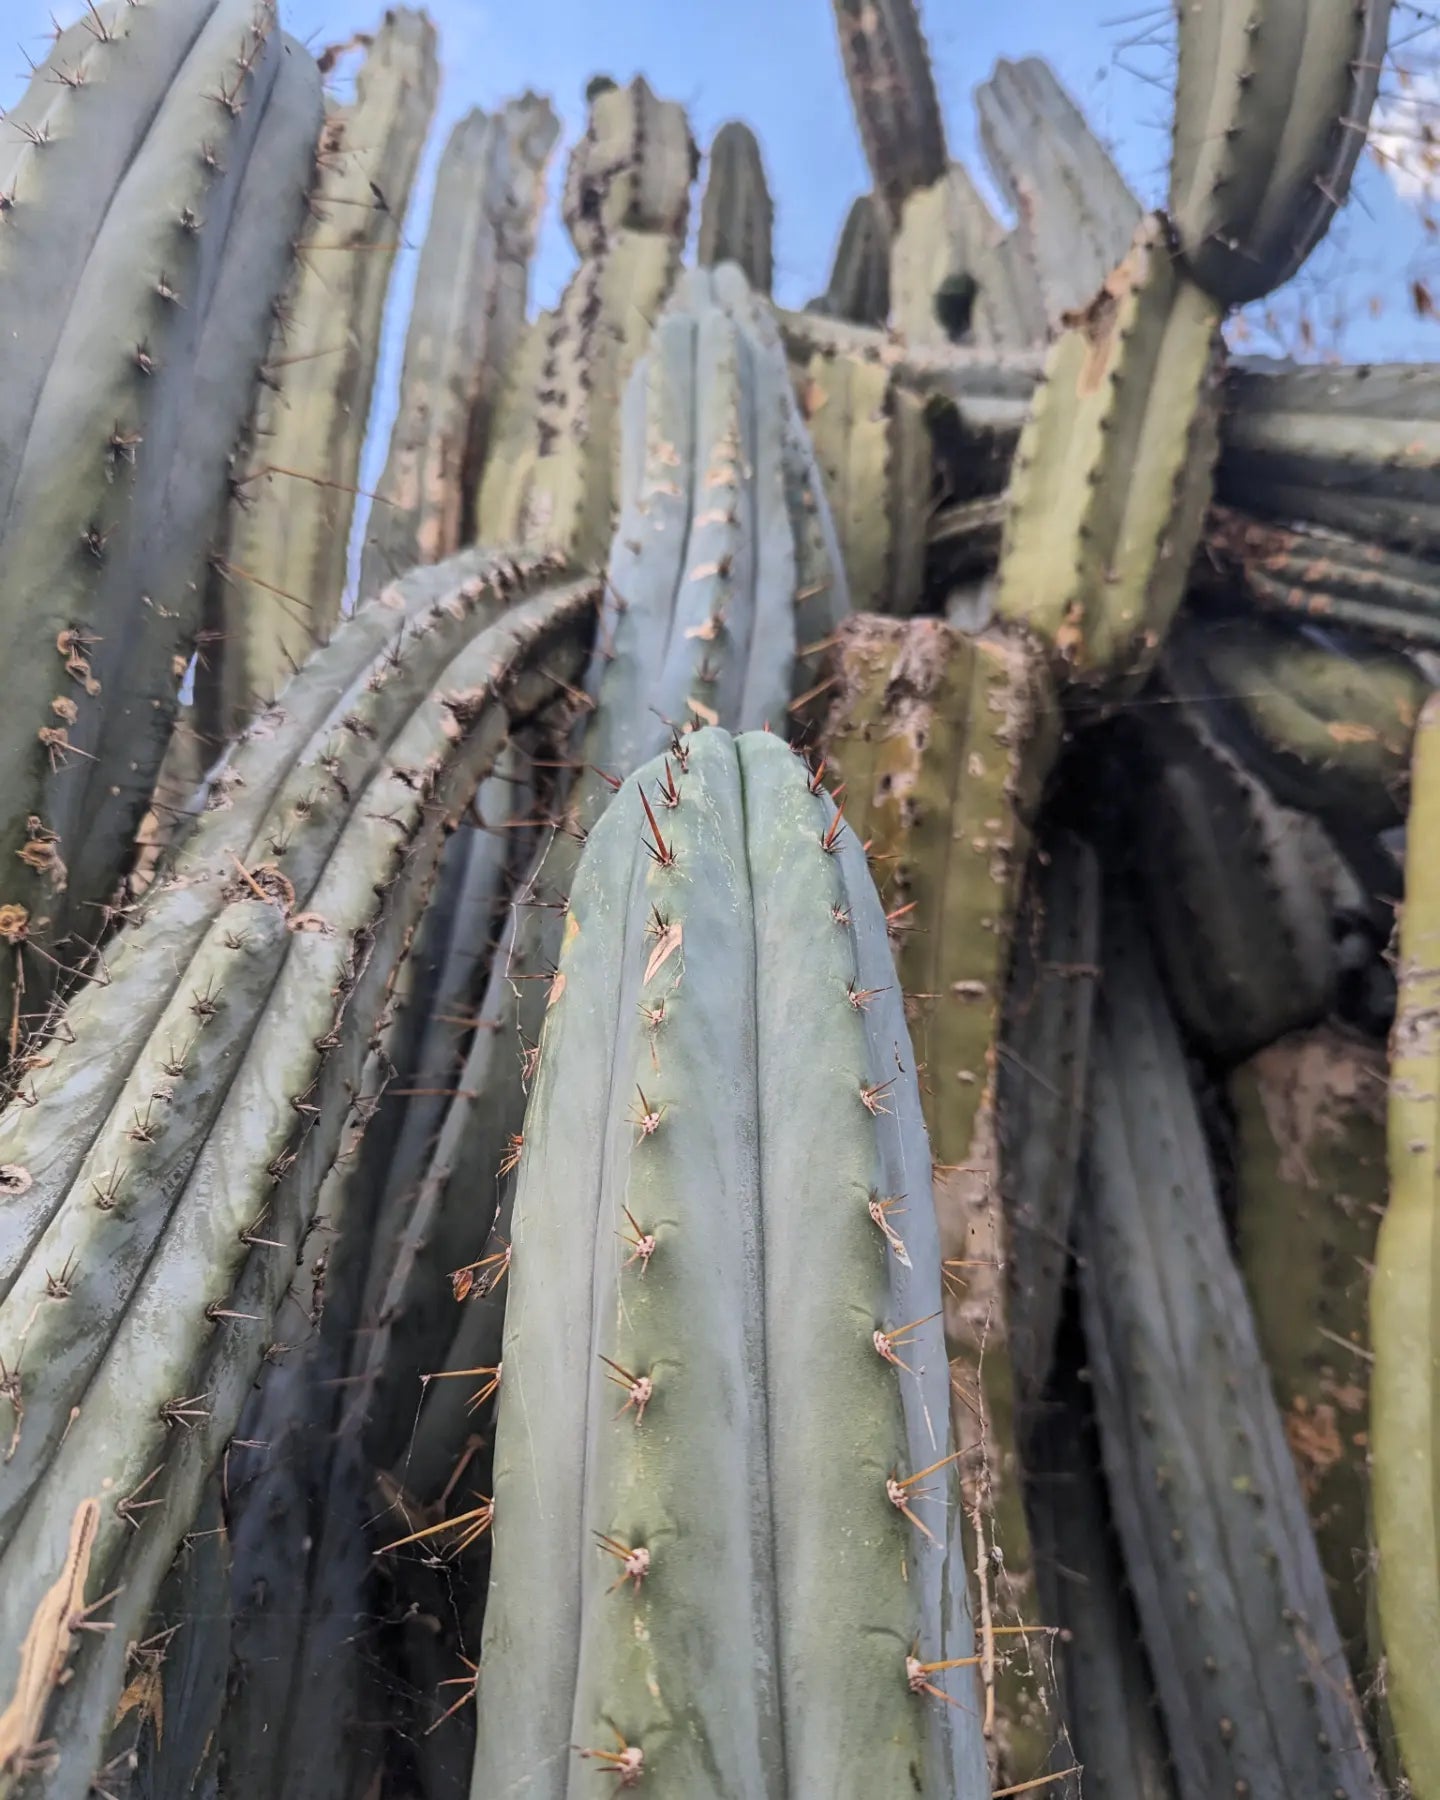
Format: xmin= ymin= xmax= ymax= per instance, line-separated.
xmin=358 ymin=93 xmax=560 ymax=593
xmin=199 ymin=9 xmax=440 ymax=743
xmin=473 ymin=727 xmax=988 ymax=1798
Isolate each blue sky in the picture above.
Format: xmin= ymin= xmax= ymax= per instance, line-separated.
xmin=7 ymin=0 xmax=1440 ymax=590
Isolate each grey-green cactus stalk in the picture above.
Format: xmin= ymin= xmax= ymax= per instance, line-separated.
xmin=698 ymin=122 xmax=774 ymax=295
xmin=198 ymin=8 xmax=439 ymax=745
xmin=995 ymin=213 xmax=1224 ymax=693
xmin=1170 ymin=0 xmax=1394 ymax=305
xmin=821 ymin=614 xmax=1064 ymax=1789
xmin=473 ymin=79 xmax=696 ymax=570
xmin=1130 ymin=701 xmax=1341 ymax=1063
xmin=807 ymin=194 xmax=891 ymax=327
xmin=830 ymin=0 xmax=947 ymax=224
xmin=974 ymin=57 xmax=1141 ymax=325
xmin=1163 ymin=608 xmax=1423 ymax=837
xmin=1231 ymin=1027 xmax=1388 ymax=1684
xmin=1077 ymin=893 xmax=1382 ymax=1799
xmin=473 ymin=726 xmax=988 ymax=1798
xmin=1372 ymin=688 xmax=1440 ymax=1794
xmin=0 ymin=554 xmax=596 ymax=1799
xmin=0 ymin=0 xmax=323 ymax=1071
xmin=358 ymin=93 xmax=560 ymax=594
xmin=891 ymin=164 xmax=1047 ymax=352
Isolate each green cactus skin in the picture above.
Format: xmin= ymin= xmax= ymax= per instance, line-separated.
xmin=698 ymin=122 xmax=774 ymax=295
xmin=560 ymin=74 xmax=696 ymax=258
xmin=198 ymin=9 xmax=440 ymax=745
xmin=1220 ymin=359 xmax=1440 ymax=558
xmin=1230 ymin=1027 xmax=1387 ymax=1686
xmin=830 ymin=0 xmax=947 ymax=224
xmin=1130 ymin=701 xmax=1341 ymax=1064
xmin=1209 ymin=503 xmax=1440 ymax=653
xmin=1163 ymin=609 xmax=1424 ymax=838
xmin=974 ymin=57 xmax=1141 ymax=327
xmin=998 ymin=830 xmax=1101 ymax=1418
xmin=98 ymin=1472 xmax=232 ymax=1800
xmin=358 ymin=94 xmax=560 ymax=595
xmin=995 ymin=214 xmax=1224 ymax=694
xmin=1373 ymin=688 xmax=1440 ymax=1795
xmin=1024 ymin=1352 xmax=1177 ymax=1800
xmin=806 ymin=193 xmax=891 ymax=327
xmin=820 ymin=614 xmax=1062 ymax=1790
xmin=472 ymin=727 xmax=988 ymax=1799
xmin=0 ymin=2 xmax=323 ymax=1066
xmin=0 ymin=575 xmax=596 ymax=1800
xmin=891 ymin=165 xmax=1047 ymax=352
xmin=354 ymin=264 xmax=852 ymax=1484
xmin=1170 ymin=0 xmax=1394 ymax=306
xmin=1077 ymin=894 xmax=1383 ymax=1800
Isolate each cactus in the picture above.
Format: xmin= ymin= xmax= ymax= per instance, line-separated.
xmin=473 ymin=726 xmax=988 ymax=1798
xmin=998 ymin=830 xmax=1101 ymax=1417
xmin=698 ymin=122 xmax=774 ymax=295
xmin=1163 ymin=608 xmax=1423 ymax=837
xmin=830 ymin=0 xmax=947 ymax=224
xmin=1220 ymin=359 xmax=1440 ymax=557
xmin=1231 ymin=1027 xmax=1388 ymax=1683
xmin=197 ymin=9 xmax=440 ymax=745
xmin=358 ymin=94 xmax=560 ymax=594
xmin=891 ymin=164 xmax=1047 ymax=352
xmin=995 ymin=214 xmax=1224 ymax=693
xmin=0 ymin=557 xmax=596 ymax=1797
xmin=560 ymin=74 xmax=696 ymax=257
xmin=1129 ymin=700 xmax=1342 ymax=1063
xmin=1170 ymin=0 xmax=1395 ymax=305
xmin=1077 ymin=891 xmax=1382 ymax=1800
xmin=806 ymin=193 xmax=891 ymax=327
xmin=0 ymin=0 xmax=323 ymax=1067
xmin=1209 ymin=503 xmax=1440 ymax=652
xmin=1372 ymin=688 xmax=1440 ymax=1794
xmin=975 ymin=57 xmax=1141 ymax=326
xmin=821 ymin=614 xmax=1064 ymax=1789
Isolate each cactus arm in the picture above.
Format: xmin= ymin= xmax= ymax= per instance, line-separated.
xmin=807 ymin=193 xmax=891 ymax=328
xmin=358 ymin=95 xmax=559 ymax=594
xmin=1078 ymin=897 xmax=1382 ymax=1799
xmin=560 ymin=75 xmax=695 ymax=257
xmin=1372 ymin=688 xmax=1440 ymax=1791
xmin=1171 ymin=0 xmax=1394 ymax=305
xmin=698 ymin=122 xmax=774 ymax=295
xmin=892 ymin=165 xmax=1046 ymax=353
xmin=830 ymin=0 xmax=947 ymax=223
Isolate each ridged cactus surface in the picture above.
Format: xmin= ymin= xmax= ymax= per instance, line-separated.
xmin=0 ymin=0 xmax=323 ymax=1067
xmin=807 ymin=193 xmax=891 ymax=327
xmin=830 ymin=0 xmax=947 ymax=224
xmin=359 ymin=93 xmax=559 ymax=593
xmin=199 ymin=9 xmax=438 ymax=746
xmin=474 ymin=727 xmax=988 ymax=1798
xmin=1170 ymin=0 xmax=1395 ymax=304
xmin=698 ymin=121 xmax=774 ymax=295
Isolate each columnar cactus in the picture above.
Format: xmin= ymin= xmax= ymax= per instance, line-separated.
xmin=974 ymin=57 xmax=1141 ymax=326
xmin=830 ymin=0 xmax=947 ymax=224
xmin=807 ymin=193 xmax=891 ymax=327
xmin=0 ymin=553 xmax=597 ymax=1798
xmin=0 ymin=0 xmax=323 ymax=1066
xmin=1373 ymin=688 xmax=1440 ymax=1793
xmin=821 ymin=614 xmax=1063 ymax=1788
xmin=1170 ymin=0 xmax=1395 ymax=305
xmin=995 ymin=214 xmax=1224 ymax=693
xmin=473 ymin=727 xmax=989 ymax=1798
xmin=1231 ymin=1027 xmax=1388 ymax=1681
xmin=358 ymin=93 xmax=560 ymax=593
xmin=698 ymin=121 xmax=774 ymax=295
xmin=560 ymin=74 xmax=695 ymax=255
xmin=1077 ymin=893 xmax=1382 ymax=1800
xmin=891 ymin=164 xmax=1047 ymax=351
xmin=198 ymin=9 xmax=439 ymax=744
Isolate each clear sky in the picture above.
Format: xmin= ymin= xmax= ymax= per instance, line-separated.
xmin=7 ymin=0 xmax=1440 ymax=588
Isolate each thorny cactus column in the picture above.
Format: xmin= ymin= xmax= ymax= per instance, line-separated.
xmin=198 ymin=8 xmax=440 ymax=745
xmin=0 ymin=0 xmax=322 ymax=1069
xmin=473 ymin=729 xmax=989 ymax=1799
